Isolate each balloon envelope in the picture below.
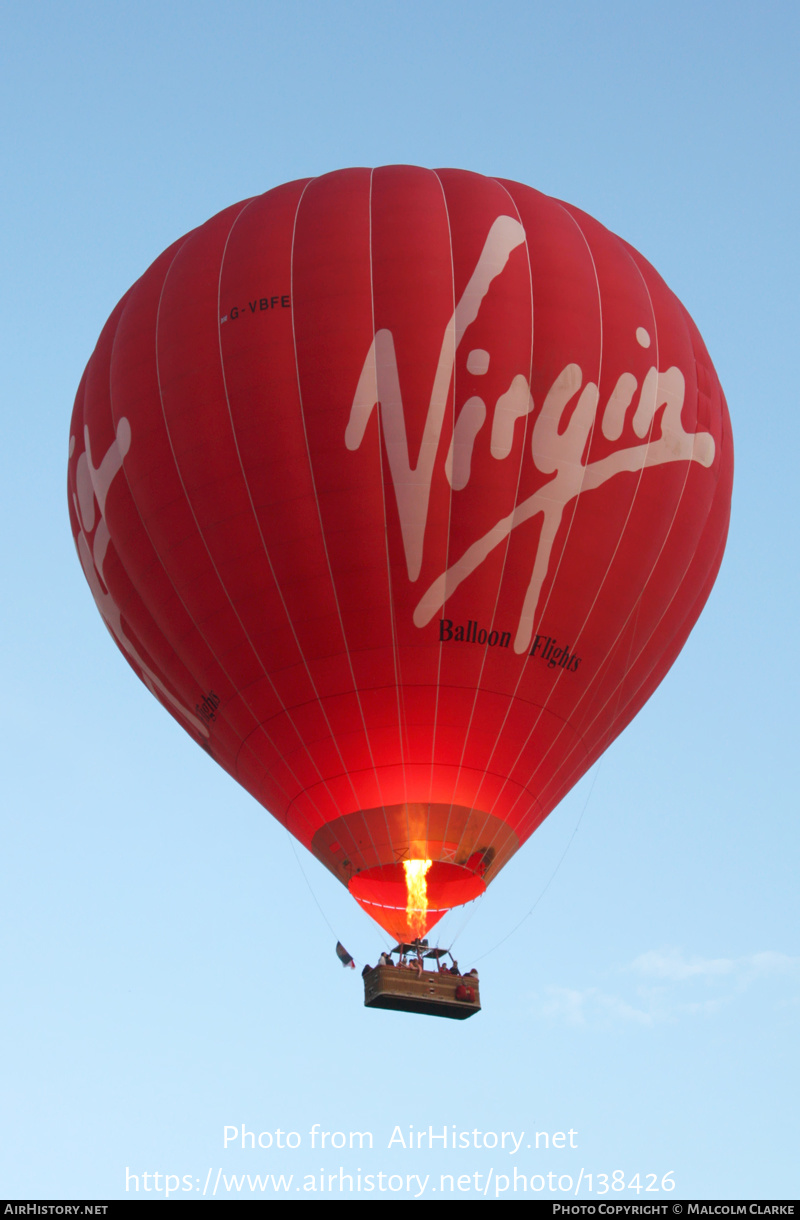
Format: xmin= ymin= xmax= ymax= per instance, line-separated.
xmin=68 ymin=167 xmax=733 ymax=941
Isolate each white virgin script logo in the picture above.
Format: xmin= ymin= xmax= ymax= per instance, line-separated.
xmin=70 ymin=421 xmax=210 ymax=737
xmin=345 ymin=216 xmax=716 ymax=655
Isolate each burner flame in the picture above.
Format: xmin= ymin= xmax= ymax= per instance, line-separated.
xmin=403 ymin=859 xmax=432 ymax=939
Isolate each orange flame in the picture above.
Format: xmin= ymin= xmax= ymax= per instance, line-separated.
xmin=403 ymin=859 xmax=432 ymax=939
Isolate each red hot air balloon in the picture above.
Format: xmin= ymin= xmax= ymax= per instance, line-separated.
xmin=68 ymin=167 xmax=733 ymax=944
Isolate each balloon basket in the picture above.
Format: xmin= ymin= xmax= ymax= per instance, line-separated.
xmin=362 ymin=943 xmax=481 ymax=1020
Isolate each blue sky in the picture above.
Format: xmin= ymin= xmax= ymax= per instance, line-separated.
xmin=2 ymin=0 xmax=798 ymax=1201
